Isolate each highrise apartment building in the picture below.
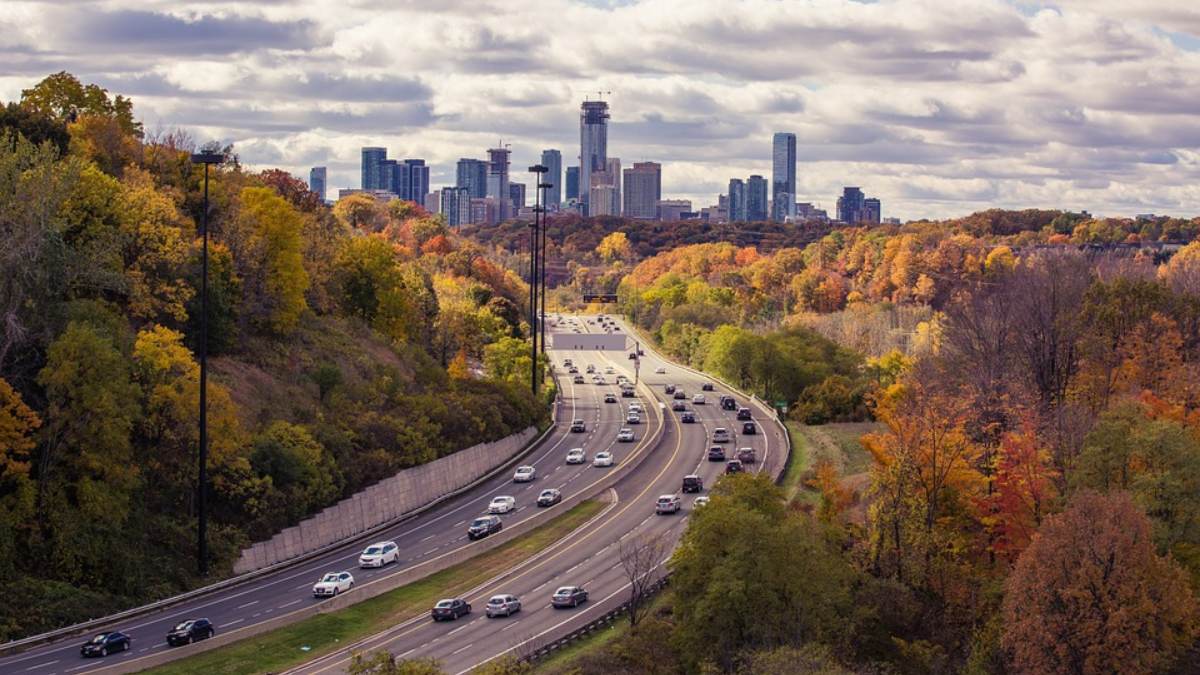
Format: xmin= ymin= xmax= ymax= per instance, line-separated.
xmin=728 ymin=179 xmax=747 ymax=222
xmin=747 ymin=175 xmax=768 ymax=222
xmin=565 ymin=166 xmax=580 ymax=201
xmin=361 ymin=147 xmax=387 ymax=190
xmin=622 ymin=161 xmax=662 ymax=220
xmin=579 ymin=100 xmax=609 ymax=215
xmin=308 ymin=167 xmax=327 ymax=203
xmin=772 ymin=132 xmax=796 ymax=221
xmin=487 ymin=146 xmax=511 ymax=221
xmin=509 ymin=182 xmax=526 ymax=213
xmin=456 ymin=158 xmax=488 ymax=199
xmin=541 ymin=149 xmax=562 ymax=210
xmin=836 ymin=187 xmax=881 ymax=224
xmin=440 ymin=187 xmax=472 ymax=227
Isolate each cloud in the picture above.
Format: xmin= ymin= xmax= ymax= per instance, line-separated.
xmin=56 ymin=8 xmax=322 ymax=55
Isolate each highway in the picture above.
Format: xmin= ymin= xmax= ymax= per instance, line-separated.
xmin=0 ymin=314 xmax=785 ymax=675
xmin=284 ymin=314 xmax=786 ymax=675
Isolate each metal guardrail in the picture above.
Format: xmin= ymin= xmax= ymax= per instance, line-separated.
xmin=523 ymin=576 xmax=671 ymax=663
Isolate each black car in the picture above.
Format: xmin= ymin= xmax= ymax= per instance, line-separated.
xmin=621 ymin=387 xmax=635 ymax=397
xmin=673 ymin=390 xmax=686 ymax=400
xmin=707 ymin=446 xmax=726 ymax=462
xmin=742 ymin=422 xmax=757 ymax=435
xmin=682 ymin=474 xmax=704 ymax=493
xmin=737 ymin=407 xmax=752 ymax=421
xmin=681 ymin=411 xmax=696 ymax=423
xmin=167 ymin=619 xmax=214 ymax=647
xmin=431 ymin=598 xmax=471 ymax=621
xmin=537 ymin=488 xmax=562 ymax=507
xmin=81 ymin=631 xmax=130 ymax=657
xmin=552 ymin=586 xmax=589 ymax=608
xmin=468 ymin=515 xmax=503 ymax=540
xmin=720 ymin=396 xmax=738 ymax=411
xmin=604 ymin=393 xmax=617 ymax=403
xmin=671 ymin=400 xmax=686 ymax=411
xmin=726 ymin=459 xmax=744 ymax=474
xmin=702 ymin=382 xmax=714 ymax=391
xmin=664 ymin=384 xmax=676 ymax=394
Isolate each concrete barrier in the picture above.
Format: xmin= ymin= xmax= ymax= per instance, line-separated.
xmin=232 ymin=427 xmax=539 ymax=574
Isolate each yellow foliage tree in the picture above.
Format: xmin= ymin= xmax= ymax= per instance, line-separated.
xmin=596 ymin=231 xmax=632 ymax=263
xmin=236 ymin=187 xmax=310 ymax=334
xmin=0 ymin=378 xmax=40 ymax=480
xmin=119 ymin=167 xmax=193 ymax=322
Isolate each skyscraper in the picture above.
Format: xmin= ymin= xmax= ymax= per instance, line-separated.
xmin=622 ymin=162 xmax=661 ymax=220
xmin=837 ymin=187 xmax=865 ymax=223
xmin=772 ymin=132 xmax=797 ymax=222
xmin=579 ymin=100 xmax=609 ymax=215
xmin=405 ymin=159 xmax=429 ymax=203
xmin=728 ymin=179 xmax=746 ymax=222
xmin=747 ymin=175 xmax=768 ymax=222
xmin=509 ymin=182 xmax=526 ymax=213
xmin=605 ymin=157 xmax=621 ymax=216
xmin=863 ymin=197 xmax=881 ymax=224
xmin=441 ymin=187 xmax=472 ymax=227
xmin=380 ymin=159 xmax=398 ymax=195
xmin=456 ymin=158 xmax=488 ymax=199
xmin=308 ymin=167 xmax=327 ymax=203
xmin=361 ymin=147 xmax=387 ymax=190
xmin=565 ymin=166 xmax=580 ymax=201
xmin=487 ymin=146 xmax=511 ymax=221
xmin=541 ymin=149 xmax=562 ymax=210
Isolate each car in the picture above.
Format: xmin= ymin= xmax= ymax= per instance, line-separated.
xmin=513 ymin=465 xmax=537 ymax=482
xmin=712 ymin=427 xmax=731 ymax=443
xmin=742 ymin=422 xmax=757 ymax=435
xmin=694 ymin=495 xmax=711 ymax=507
xmin=671 ymin=399 xmax=686 ymax=411
xmin=313 ymin=571 xmax=354 ymax=597
xmin=604 ymin=392 xmax=617 ymax=403
xmin=655 ymin=494 xmax=682 ymax=514
xmin=617 ymin=428 xmax=635 ymax=442
xmin=681 ymin=411 xmax=696 ymax=423
xmin=431 ymin=598 xmax=471 ymax=621
xmin=568 ymin=366 xmax=579 ymax=374
xmin=629 ymin=401 xmax=643 ymax=413
xmin=566 ymin=448 xmax=586 ymax=464
xmin=692 ymin=394 xmax=706 ymax=405
xmin=726 ymin=459 xmax=744 ymax=474
xmin=621 ymin=387 xmax=635 ymax=397
xmin=682 ymin=474 xmax=703 ymax=493
xmin=593 ymin=375 xmax=605 ymax=384
xmin=570 ymin=418 xmax=586 ymax=432
xmin=702 ymin=382 xmax=715 ymax=391
xmin=485 ymin=594 xmax=522 ymax=618
xmin=537 ymin=488 xmax=562 ymax=506
xmin=80 ymin=631 xmax=131 ymax=657
xmin=655 ymin=366 xmax=667 ymax=374
xmin=593 ymin=450 xmax=614 ymax=467
xmin=573 ymin=375 xmax=585 ymax=384
xmin=626 ymin=412 xmax=641 ymax=424
xmin=563 ymin=359 xmax=573 ymax=367
xmin=708 ymin=446 xmax=726 ymax=462
xmin=613 ymin=326 xmax=621 ymax=331
xmin=166 ymin=618 xmax=214 ymax=647
xmin=468 ymin=515 xmax=503 ymax=539
xmin=358 ymin=541 xmax=400 ymax=568
xmin=737 ymin=407 xmax=753 ymax=421
xmin=605 ymin=366 xmax=615 ymax=374
xmin=673 ymin=390 xmax=686 ymax=400
xmin=488 ymin=495 xmax=516 ymax=514
xmin=737 ymin=447 xmax=757 ymax=464
xmin=664 ymin=384 xmax=676 ymax=394
xmin=721 ymin=396 xmax=738 ymax=411
xmin=586 ymin=364 xmax=595 ymax=373
xmin=552 ymin=586 xmax=589 ymax=608
xmin=617 ymin=375 xmax=630 ymax=384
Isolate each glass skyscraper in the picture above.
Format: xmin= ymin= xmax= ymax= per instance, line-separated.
xmin=308 ymin=166 xmax=326 ymax=203
xmin=565 ymin=166 xmax=580 ymax=201
xmin=540 ymin=149 xmax=562 ymax=210
xmin=579 ymin=100 xmax=609 ymax=216
xmin=361 ymin=147 xmax=387 ymax=190
xmin=747 ymin=175 xmax=768 ymax=222
xmin=728 ymin=179 xmax=746 ymax=222
xmin=772 ymin=132 xmax=797 ymax=222
xmin=456 ymin=158 xmax=488 ymax=199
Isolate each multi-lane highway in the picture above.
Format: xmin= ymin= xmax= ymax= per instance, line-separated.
xmin=284 ymin=315 xmax=786 ymax=675
xmin=0 ymin=314 xmax=785 ymax=675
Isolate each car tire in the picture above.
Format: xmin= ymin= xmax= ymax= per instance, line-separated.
xmin=333 ymin=587 xmax=339 ymax=596
xmin=208 ymin=629 xmax=215 ymax=639
xmin=187 ymin=635 xmax=193 ymax=645
xmin=100 ymin=647 xmax=107 ymax=657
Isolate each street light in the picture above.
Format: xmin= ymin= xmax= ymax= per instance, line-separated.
xmin=537 ymin=178 xmax=553 ymax=353
xmin=528 ymin=165 xmax=549 ymax=394
xmin=190 ymin=151 xmax=221 ymax=577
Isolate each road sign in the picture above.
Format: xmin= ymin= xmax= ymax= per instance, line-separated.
xmin=582 ymin=293 xmax=618 ymax=303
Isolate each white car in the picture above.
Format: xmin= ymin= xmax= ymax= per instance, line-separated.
xmin=655 ymin=494 xmax=681 ymax=514
xmin=566 ymin=448 xmax=586 ymax=464
xmin=358 ymin=541 xmax=399 ymax=568
xmin=655 ymin=366 xmax=667 ymax=374
xmin=312 ymin=571 xmax=354 ymax=597
xmin=626 ymin=412 xmax=641 ymax=424
xmin=694 ymin=496 xmax=711 ymax=507
xmin=594 ymin=376 xmax=605 ymax=384
xmin=604 ymin=366 xmax=615 ymax=374
xmin=628 ymin=402 xmax=643 ymax=413
xmin=617 ymin=428 xmax=635 ymax=442
xmin=712 ymin=427 xmax=731 ymax=443
xmin=692 ymin=394 xmax=706 ymax=405
xmin=593 ymin=451 xmax=614 ymax=467
xmin=488 ymin=496 xmax=516 ymax=514
xmin=513 ymin=465 xmax=537 ymax=482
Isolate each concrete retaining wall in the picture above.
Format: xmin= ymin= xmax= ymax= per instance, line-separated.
xmin=232 ymin=427 xmax=538 ymax=574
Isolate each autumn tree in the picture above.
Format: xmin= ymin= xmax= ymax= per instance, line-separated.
xmin=981 ymin=419 xmax=1058 ymax=561
xmin=118 ymin=167 xmax=193 ymax=323
xmin=596 ymin=231 xmax=632 ymax=263
xmin=0 ymin=379 xmax=39 ymax=576
xmin=228 ymin=186 xmax=310 ymax=334
xmin=1002 ymin=491 xmax=1198 ymax=674
xmin=250 ymin=421 xmax=340 ymax=525
xmin=347 ymin=651 xmax=443 ymax=675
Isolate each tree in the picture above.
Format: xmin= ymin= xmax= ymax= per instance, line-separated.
xmin=483 ymin=336 xmax=539 ymax=385
xmin=250 ymin=421 xmax=339 ymax=524
xmin=118 ymin=167 xmax=193 ymax=323
xmin=0 ymin=378 xmax=39 ymax=480
xmin=982 ymin=418 xmax=1058 ymax=562
xmin=347 ymin=651 xmax=443 ymax=675
xmin=230 ymin=186 xmax=310 ymax=334
xmin=618 ymin=532 xmax=667 ymax=628
xmin=20 ymin=72 xmax=141 ymax=137
xmin=596 ymin=231 xmax=632 ymax=263
xmin=1002 ymin=491 xmax=1198 ymax=674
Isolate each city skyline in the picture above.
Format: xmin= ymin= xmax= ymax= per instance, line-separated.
xmin=3 ymin=1 xmax=1197 ymax=220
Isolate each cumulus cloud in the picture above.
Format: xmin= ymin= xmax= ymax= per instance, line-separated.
xmin=1 ymin=0 xmax=1198 ymax=219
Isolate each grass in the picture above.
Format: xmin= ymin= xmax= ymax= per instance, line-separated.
xmin=530 ymin=592 xmax=673 ymax=674
xmin=781 ymin=422 xmax=818 ymax=505
xmin=144 ymin=500 xmax=606 ymax=675
xmin=802 ymin=422 xmax=882 ymax=477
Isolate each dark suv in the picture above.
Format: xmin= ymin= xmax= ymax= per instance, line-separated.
xmin=737 ymin=407 xmax=752 ymax=421
xmin=680 ymin=411 xmax=696 ymax=423
xmin=664 ymin=384 xmax=676 ymax=394
xmin=736 ymin=447 xmax=757 ymax=464
xmin=707 ymin=446 xmax=726 ymax=462
xmin=720 ymin=395 xmax=737 ymax=411
xmin=167 ymin=619 xmax=214 ymax=647
xmin=726 ymin=459 xmax=744 ymax=474
xmin=468 ymin=515 xmax=503 ymax=540
xmin=682 ymin=475 xmax=703 ymax=493
xmin=742 ymin=421 xmax=757 ymax=435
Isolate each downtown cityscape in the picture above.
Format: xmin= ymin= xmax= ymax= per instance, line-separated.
xmin=1 ymin=2 xmax=1199 ymax=675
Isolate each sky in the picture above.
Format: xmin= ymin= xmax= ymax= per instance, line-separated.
xmin=1 ymin=0 xmax=1198 ymax=221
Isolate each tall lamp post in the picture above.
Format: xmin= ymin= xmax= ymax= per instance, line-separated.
xmin=537 ymin=176 xmax=552 ymax=353
xmin=526 ymin=165 xmax=544 ymax=394
xmin=190 ymin=151 xmax=222 ymax=577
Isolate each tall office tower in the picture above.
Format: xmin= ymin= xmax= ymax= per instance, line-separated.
xmin=579 ymin=100 xmax=610 ymax=215
xmin=747 ymin=175 xmax=768 ymax=221
xmin=772 ymin=132 xmax=797 ymax=221
xmin=863 ymin=197 xmax=881 ymax=224
xmin=509 ymin=182 xmax=526 ymax=212
xmin=622 ymin=162 xmax=661 ymax=220
xmin=540 ymin=149 xmax=562 ymax=209
xmin=361 ymin=147 xmax=387 ymax=190
xmin=728 ymin=179 xmax=747 ymax=222
xmin=456 ymin=158 xmax=488 ymax=199
xmin=837 ymin=187 xmax=866 ymax=223
xmin=308 ymin=167 xmax=327 ymax=203
xmin=605 ymin=157 xmax=621 ymax=216
xmin=440 ymin=187 xmax=472 ymax=226
xmin=380 ymin=159 xmax=398 ymax=196
xmin=486 ymin=146 xmax=511 ymax=221
xmin=405 ymin=159 xmax=429 ymax=203
xmin=565 ymin=166 xmax=580 ymax=200
xmin=588 ymin=184 xmax=619 ymax=216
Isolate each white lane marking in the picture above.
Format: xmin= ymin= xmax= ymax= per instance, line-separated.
xmin=23 ymin=660 xmax=58 ymax=671
xmin=224 ymin=619 xmax=245 ymax=627
xmin=237 ymin=600 xmax=258 ymax=609
xmin=420 ymin=534 xmax=437 ymax=543
xmin=63 ymin=665 xmax=92 ymax=673
xmin=279 ymin=599 xmax=302 ymax=609
xmin=450 ymin=643 xmax=474 ymax=656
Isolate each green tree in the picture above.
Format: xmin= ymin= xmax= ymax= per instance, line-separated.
xmin=20 ymin=72 xmax=141 ymax=137
xmin=348 ymin=651 xmax=443 ymax=674
xmin=231 ymin=186 xmax=310 ymax=334
xmin=250 ymin=421 xmax=339 ymax=523
xmin=483 ymin=336 xmax=536 ymax=385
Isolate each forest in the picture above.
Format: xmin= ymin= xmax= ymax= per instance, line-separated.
xmin=0 ymin=73 xmax=546 ymax=640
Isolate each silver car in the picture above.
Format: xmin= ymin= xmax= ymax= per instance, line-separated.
xmin=485 ymin=594 xmax=522 ymax=618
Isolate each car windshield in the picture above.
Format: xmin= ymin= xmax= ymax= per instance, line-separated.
xmin=472 ymin=518 xmax=489 ymax=526
xmin=364 ymin=546 xmax=381 ymax=555
xmin=540 ymin=490 xmax=553 ymax=497
xmin=488 ymin=597 xmax=506 ymax=605
xmin=554 ymin=587 xmax=573 ymax=596
xmin=172 ymin=621 xmax=192 ymax=631
xmin=321 ymin=573 xmax=338 ymax=582
xmin=435 ymin=600 xmax=453 ymax=608
xmin=89 ymin=634 xmax=109 ymax=644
